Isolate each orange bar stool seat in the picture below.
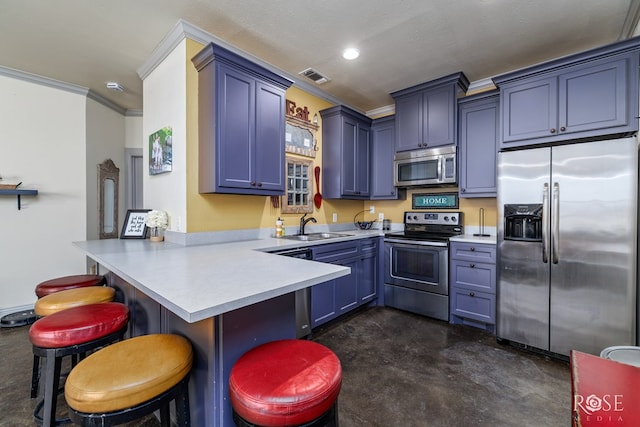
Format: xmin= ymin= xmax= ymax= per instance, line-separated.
xmin=65 ymin=334 xmax=193 ymax=427
xmin=35 ymin=274 xmax=106 ymax=299
xmin=34 ymin=286 xmax=115 ymax=317
xmin=30 ymin=286 xmax=116 ymax=400
xmin=229 ymin=339 xmax=342 ymax=427
xmin=29 ymin=302 xmax=129 ymax=427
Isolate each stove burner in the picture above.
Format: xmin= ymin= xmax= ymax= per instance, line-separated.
xmin=386 ymin=211 xmax=464 ymax=242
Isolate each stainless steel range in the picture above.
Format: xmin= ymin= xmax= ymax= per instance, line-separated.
xmin=384 ymin=211 xmax=463 ymax=321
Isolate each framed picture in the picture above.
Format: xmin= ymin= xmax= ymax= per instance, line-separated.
xmin=149 ymin=126 xmax=172 ymax=175
xmin=120 ymin=209 xmax=151 ymax=239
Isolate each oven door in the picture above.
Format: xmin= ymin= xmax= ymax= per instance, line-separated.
xmin=384 ymin=239 xmax=448 ymax=295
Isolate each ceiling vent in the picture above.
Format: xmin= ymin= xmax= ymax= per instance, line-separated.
xmin=299 ymin=68 xmax=330 ymax=84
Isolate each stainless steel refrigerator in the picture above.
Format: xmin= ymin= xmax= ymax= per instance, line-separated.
xmin=496 ymin=137 xmax=639 ymax=357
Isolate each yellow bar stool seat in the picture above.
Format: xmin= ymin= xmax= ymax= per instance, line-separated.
xmin=34 ymin=286 xmax=115 ymax=317
xmin=65 ymin=334 xmax=193 ymax=426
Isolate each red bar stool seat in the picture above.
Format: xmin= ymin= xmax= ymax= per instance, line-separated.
xmin=65 ymin=334 xmax=193 ymax=426
xmin=34 ymin=286 xmax=115 ymax=317
xmin=29 ymin=302 xmax=129 ymax=427
xmin=229 ymin=339 xmax=342 ymax=427
xmin=35 ymin=274 xmax=106 ymax=298
xmin=30 ymin=286 xmax=116 ymax=400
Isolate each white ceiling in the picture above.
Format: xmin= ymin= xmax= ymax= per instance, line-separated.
xmin=1 ymin=0 xmax=639 ymax=114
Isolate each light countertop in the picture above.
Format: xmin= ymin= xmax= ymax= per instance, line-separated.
xmin=73 ymin=230 xmax=381 ymax=324
xmin=450 ymin=234 xmax=497 ymax=245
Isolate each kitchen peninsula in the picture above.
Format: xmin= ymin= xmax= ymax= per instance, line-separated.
xmin=72 ymin=235 xmax=366 ymax=427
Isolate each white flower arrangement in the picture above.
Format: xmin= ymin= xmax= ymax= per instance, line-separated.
xmin=145 ymin=210 xmax=168 ymax=230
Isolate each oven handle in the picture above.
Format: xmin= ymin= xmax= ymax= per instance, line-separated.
xmin=383 ymin=238 xmax=448 ymax=247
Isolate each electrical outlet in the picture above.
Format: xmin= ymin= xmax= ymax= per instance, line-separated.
xmin=332 ymin=213 xmax=337 ymax=223
xmin=378 ymin=213 xmax=384 ymax=222
xmin=369 ymin=205 xmax=375 ymax=214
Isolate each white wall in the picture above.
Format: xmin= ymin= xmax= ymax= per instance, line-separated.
xmin=142 ymin=40 xmax=188 ymax=232
xmin=0 ymin=76 xmax=88 ymax=311
xmin=86 ymin=99 xmax=127 ymax=240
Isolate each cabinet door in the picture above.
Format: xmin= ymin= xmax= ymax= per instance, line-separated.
xmin=217 ymin=64 xmax=255 ymax=190
xmin=254 ymin=81 xmax=286 ymax=192
xmin=459 ymin=96 xmax=499 ymax=198
xmin=311 ymin=280 xmax=336 ymax=327
xmin=394 ymin=92 xmax=423 ymax=152
xmin=423 ymin=84 xmax=456 ymax=148
xmin=358 ymin=252 xmax=377 ymax=303
xmin=371 ymin=118 xmax=399 ymax=199
xmin=355 ymin=124 xmax=371 ymax=196
xmin=341 ymin=117 xmax=358 ymax=196
xmin=335 ymin=258 xmax=359 ymax=314
xmin=501 ymin=76 xmax=558 ymax=145
xmin=559 ymin=57 xmax=628 ymax=136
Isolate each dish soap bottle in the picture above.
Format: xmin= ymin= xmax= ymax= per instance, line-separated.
xmin=275 ymin=217 xmax=284 ymax=237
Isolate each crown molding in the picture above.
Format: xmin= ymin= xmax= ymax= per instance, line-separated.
xmin=0 ymin=65 xmax=88 ymax=97
xmin=137 ymin=19 xmax=363 ymax=114
xmin=0 ymin=65 xmax=141 ymax=116
xmin=366 ymin=104 xmax=395 ymax=118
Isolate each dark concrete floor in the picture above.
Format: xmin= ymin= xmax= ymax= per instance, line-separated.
xmin=0 ymin=306 xmax=570 ymax=426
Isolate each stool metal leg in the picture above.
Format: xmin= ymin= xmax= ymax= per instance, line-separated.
xmin=41 ymin=348 xmax=63 ymax=427
xmin=31 ymin=354 xmax=40 ymax=398
xmin=175 ymin=379 xmax=191 ymax=427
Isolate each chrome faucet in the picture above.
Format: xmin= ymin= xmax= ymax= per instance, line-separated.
xmin=299 ymin=213 xmax=317 ymax=235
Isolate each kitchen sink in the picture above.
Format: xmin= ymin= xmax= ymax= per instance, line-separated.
xmin=280 ymin=232 xmax=352 ymax=241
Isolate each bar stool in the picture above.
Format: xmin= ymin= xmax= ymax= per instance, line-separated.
xmin=65 ymin=334 xmax=193 ymax=427
xmin=31 ymin=286 xmax=116 ymax=399
xmin=600 ymin=346 xmax=640 ymax=367
xmin=229 ymin=339 xmax=342 ymax=427
xmin=35 ymin=274 xmax=106 ymax=299
xmin=34 ymin=286 xmax=115 ymax=317
xmin=29 ymin=302 xmax=129 ymax=427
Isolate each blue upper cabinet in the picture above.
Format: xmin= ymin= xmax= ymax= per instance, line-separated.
xmin=494 ymin=39 xmax=640 ymax=149
xmin=370 ymin=116 xmax=404 ymax=200
xmin=320 ymin=105 xmax=372 ymax=199
xmin=192 ymin=43 xmax=293 ymax=195
xmin=458 ymin=91 xmax=499 ymax=198
xmin=391 ymin=72 xmax=469 ymax=153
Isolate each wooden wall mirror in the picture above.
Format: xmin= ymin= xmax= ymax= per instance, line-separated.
xmin=98 ymin=159 xmax=119 ymax=239
xmin=282 ymin=156 xmax=313 ymax=214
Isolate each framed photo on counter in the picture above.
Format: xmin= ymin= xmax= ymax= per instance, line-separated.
xmin=120 ymin=209 xmax=151 ymax=239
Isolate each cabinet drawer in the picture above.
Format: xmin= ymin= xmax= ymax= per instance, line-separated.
xmin=450 ymin=260 xmax=496 ymax=293
xmin=450 ymin=242 xmax=496 ymax=263
xmin=359 ymin=237 xmax=379 ymax=254
xmin=450 ymin=287 xmax=495 ymax=324
xmin=312 ymin=241 xmax=359 ymax=263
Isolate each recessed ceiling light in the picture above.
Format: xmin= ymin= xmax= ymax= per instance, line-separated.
xmin=342 ymin=48 xmax=360 ymax=60
xmin=106 ymin=82 xmax=125 ymax=92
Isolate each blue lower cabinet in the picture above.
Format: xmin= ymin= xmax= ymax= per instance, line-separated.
xmin=449 ymin=241 xmax=496 ymax=333
xmin=311 ymin=237 xmax=379 ymax=328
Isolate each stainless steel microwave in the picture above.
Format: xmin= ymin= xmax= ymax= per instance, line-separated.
xmin=393 ymin=145 xmax=457 ymax=187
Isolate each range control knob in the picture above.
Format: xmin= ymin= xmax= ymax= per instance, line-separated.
xmin=413 ymin=215 xmax=418 ymax=220
xmin=443 ymin=216 xmax=449 ymax=222
xmin=450 ymin=216 xmax=457 ymax=223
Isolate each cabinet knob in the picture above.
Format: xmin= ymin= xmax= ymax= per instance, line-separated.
xmin=470 ymin=292 xmax=475 ymax=297
xmin=257 ymin=182 xmax=263 ymax=187
xmin=470 ymin=263 xmax=475 ymax=268
xmin=250 ymin=181 xmax=256 ymax=186
xmin=550 ymin=128 xmax=556 ymax=134
xmin=461 ymin=188 xmax=466 ymax=193
xmin=390 ymin=191 xmax=395 ymax=195
xmin=470 ymin=247 xmax=475 ymax=252
xmin=560 ymin=126 xmax=566 ymax=132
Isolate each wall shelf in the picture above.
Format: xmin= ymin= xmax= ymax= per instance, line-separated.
xmin=0 ymin=189 xmax=38 ymax=210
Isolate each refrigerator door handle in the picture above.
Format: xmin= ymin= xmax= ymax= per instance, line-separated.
xmin=552 ymin=182 xmax=560 ymax=264
xmin=542 ymin=183 xmax=549 ymax=263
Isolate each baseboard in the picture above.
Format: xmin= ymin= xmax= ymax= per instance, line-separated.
xmin=0 ymin=303 xmax=35 ymax=319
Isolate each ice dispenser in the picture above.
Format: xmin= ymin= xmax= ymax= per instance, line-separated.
xmin=504 ymin=204 xmax=543 ymax=241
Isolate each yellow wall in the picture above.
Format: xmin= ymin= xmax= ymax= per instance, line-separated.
xmin=185 ymin=39 xmax=497 ymax=233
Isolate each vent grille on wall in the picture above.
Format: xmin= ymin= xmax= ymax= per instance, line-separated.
xmin=299 ymin=68 xmax=330 ymax=84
